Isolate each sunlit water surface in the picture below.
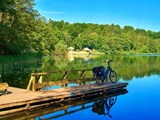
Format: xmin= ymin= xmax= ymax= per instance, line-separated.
xmin=34 ymin=75 xmax=160 ymax=120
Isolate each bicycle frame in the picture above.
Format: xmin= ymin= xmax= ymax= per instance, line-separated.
xmin=104 ymin=65 xmax=112 ymax=80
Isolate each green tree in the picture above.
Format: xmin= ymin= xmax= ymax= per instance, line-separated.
xmin=54 ymin=41 xmax=67 ymax=55
xmin=0 ymin=0 xmax=38 ymax=55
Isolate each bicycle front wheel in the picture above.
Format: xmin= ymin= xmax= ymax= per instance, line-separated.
xmin=109 ymin=70 xmax=117 ymax=83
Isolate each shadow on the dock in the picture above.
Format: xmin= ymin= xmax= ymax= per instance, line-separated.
xmin=6 ymin=91 xmax=13 ymax=95
xmin=1 ymin=88 xmax=128 ymax=120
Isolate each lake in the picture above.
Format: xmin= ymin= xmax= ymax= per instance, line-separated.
xmin=0 ymin=54 xmax=160 ymax=120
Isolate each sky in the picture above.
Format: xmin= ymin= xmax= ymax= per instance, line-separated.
xmin=34 ymin=0 xmax=160 ymax=32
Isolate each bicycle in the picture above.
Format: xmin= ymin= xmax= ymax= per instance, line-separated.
xmin=92 ymin=60 xmax=117 ymax=85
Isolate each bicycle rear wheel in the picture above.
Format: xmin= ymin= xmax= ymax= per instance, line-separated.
xmin=93 ymin=74 xmax=104 ymax=85
xmin=109 ymin=70 xmax=117 ymax=83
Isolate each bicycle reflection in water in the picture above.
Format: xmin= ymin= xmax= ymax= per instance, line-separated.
xmin=92 ymin=96 xmax=117 ymax=118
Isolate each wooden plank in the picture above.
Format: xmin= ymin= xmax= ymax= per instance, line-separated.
xmin=31 ymin=69 xmax=92 ymax=76
xmin=34 ymin=78 xmax=94 ymax=89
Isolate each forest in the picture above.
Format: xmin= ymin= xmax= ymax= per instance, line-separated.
xmin=0 ymin=0 xmax=160 ymax=55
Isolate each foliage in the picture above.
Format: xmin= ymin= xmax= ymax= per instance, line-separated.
xmin=0 ymin=0 xmax=160 ymax=55
xmin=0 ymin=0 xmax=37 ymax=55
xmin=91 ymin=49 xmax=105 ymax=55
xmin=54 ymin=41 xmax=67 ymax=55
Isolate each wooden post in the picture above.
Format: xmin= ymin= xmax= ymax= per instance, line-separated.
xmin=80 ymin=71 xmax=85 ymax=79
xmin=63 ymin=71 xmax=68 ymax=80
xmin=39 ymin=116 xmax=43 ymax=120
xmin=27 ymin=76 xmax=35 ymax=91
xmin=37 ymin=75 xmax=43 ymax=91
xmin=38 ymin=75 xmax=43 ymax=84
xmin=27 ymin=76 xmax=32 ymax=90
xmin=82 ymin=104 xmax=85 ymax=109
xmin=25 ymin=103 xmax=31 ymax=109
xmin=64 ymin=109 xmax=68 ymax=114
xmin=64 ymin=84 xmax=68 ymax=87
xmin=32 ymin=76 xmax=36 ymax=91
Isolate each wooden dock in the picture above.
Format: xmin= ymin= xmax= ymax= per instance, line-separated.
xmin=0 ymin=82 xmax=128 ymax=118
xmin=3 ymin=89 xmax=128 ymax=120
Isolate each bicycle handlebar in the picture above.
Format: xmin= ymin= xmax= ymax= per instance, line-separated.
xmin=105 ymin=60 xmax=113 ymax=63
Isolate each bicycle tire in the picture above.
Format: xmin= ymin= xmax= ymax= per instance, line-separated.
xmin=109 ymin=70 xmax=117 ymax=83
xmin=108 ymin=96 xmax=117 ymax=106
xmin=94 ymin=74 xmax=104 ymax=85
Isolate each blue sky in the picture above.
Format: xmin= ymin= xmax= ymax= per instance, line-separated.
xmin=34 ymin=0 xmax=160 ymax=31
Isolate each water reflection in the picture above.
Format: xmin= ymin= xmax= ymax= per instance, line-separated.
xmin=0 ymin=54 xmax=43 ymax=88
xmin=0 ymin=54 xmax=160 ymax=88
xmin=36 ymin=89 xmax=127 ymax=120
xmin=92 ymin=96 xmax=117 ymax=118
xmin=36 ymin=90 xmax=127 ymax=120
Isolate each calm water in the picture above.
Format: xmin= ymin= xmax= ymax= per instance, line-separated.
xmin=33 ymin=75 xmax=160 ymax=120
xmin=0 ymin=54 xmax=160 ymax=120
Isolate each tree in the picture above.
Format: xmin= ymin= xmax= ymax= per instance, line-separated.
xmin=54 ymin=41 xmax=67 ymax=55
xmin=0 ymin=0 xmax=38 ymax=55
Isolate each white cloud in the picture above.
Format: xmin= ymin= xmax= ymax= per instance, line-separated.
xmin=40 ymin=10 xmax=66 ymax=15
